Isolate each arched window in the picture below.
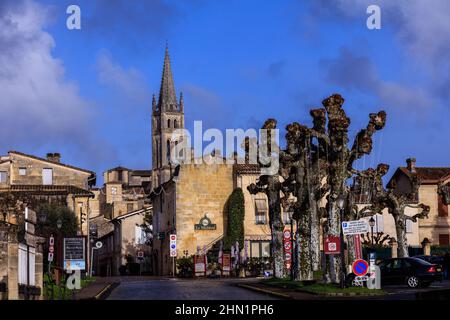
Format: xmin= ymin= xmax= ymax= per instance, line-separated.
xmin=167 ymin=139 xmax=171 ymax=161
xmin=174 ymin=119 xmax=178 ymax=128
xmin=167 ymin=119 xmax=171 ymax=128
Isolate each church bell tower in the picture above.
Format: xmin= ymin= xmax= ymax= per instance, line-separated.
xmin=152 ymin=45 xmax=185 ymax=188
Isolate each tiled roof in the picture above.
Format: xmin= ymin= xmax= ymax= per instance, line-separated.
xmin=0 ymin=185 xmax=94 ymax=196
xmin=398 ymin=167 xmax=450 ymax=183
xmin=131 ymin=170 xmax=152 ymax=176
xmin=233 ymin=163 xmax=261 ymax=174
xmin=9 ymin=151 xmax=95 ymax=175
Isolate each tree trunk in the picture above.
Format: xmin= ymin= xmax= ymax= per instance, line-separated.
xmin=309 ymin=201 xmax=321 ymax=271
xmin=272 ymin=225 xmax=286 ymax=278
xmin=395 ymin=216 xmax=409 ymax=258
xmin=296 ymin=208 xmax=313 ymax=281
xmin=324 ymin=201 xmax=341 ymax=283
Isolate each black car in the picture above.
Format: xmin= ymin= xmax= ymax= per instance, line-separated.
xmin=377 ymin=257 xmax=443 ymax=288
xmin=413 ymin=255 xmax=444 ymax=266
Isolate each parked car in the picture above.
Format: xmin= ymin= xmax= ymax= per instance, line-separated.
xmin=413 ymin=255 xmax=444 ymax=267
xmin=377 ymin=257 xmax=443 ymax=288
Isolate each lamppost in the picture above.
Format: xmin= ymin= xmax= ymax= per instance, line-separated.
xmin=337 ymin=195 xmax=346 ymax=289
xmin=369 ymin=217 xmax=375 ymax=247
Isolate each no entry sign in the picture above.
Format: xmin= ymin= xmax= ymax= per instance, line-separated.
xmin=352 ymin=259 xmax=369 ymax=276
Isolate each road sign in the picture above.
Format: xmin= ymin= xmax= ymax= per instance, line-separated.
xmin=352 ymin=259 xmax=369 ymax=276
xmin=324 ymin=236 xmax=341 ymax=254
xmin=95 ymin=241 xmax=103 ymax=249
xmin=283 ymin=229 xmax=292 ymax=270
xmin=342 ymin=220 xmax=369 ymax=236
xmin=48 ymin=235 xmax=55 ymax=262
xmin=137 ymin=251 xmax=144 ymax=259
xmin=170 ymin=234 xmax=177 ymax=257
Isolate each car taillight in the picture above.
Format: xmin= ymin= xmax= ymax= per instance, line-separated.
xmin=427 ymin=266 xmax=436 ymax=273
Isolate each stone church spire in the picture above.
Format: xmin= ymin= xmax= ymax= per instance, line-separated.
xmin=157 ymin=44 xmax=178 ymax=112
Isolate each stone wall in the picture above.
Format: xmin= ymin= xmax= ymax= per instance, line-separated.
xmin=418 ymin=182 xmax=450 ymax=245
xmin=8 ymin=153 xmax=91 ymax=189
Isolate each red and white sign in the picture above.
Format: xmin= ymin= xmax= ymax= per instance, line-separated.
xmin=194 ymin=255 xmax=206 ymax=276
xmin=283 ymin=229 xmax=292 ymax=270
xmin=354 ymin=234 xmax=362 ymax=260
xmin=324 ymin=236 xmax=341 ymax=254
xmin=170 ymin=234 xmax=177 ymax=257
xmin=137 ymin=251 xmax=144 ymax=258
xmin=222 ymin=253 xmax=231 ymax=275
xmin=48 ymin=235 xmax=55 ymax=262
xmin=352 ymin=259 xmax=369 ymax=277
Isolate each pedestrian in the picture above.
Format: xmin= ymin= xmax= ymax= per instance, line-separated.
xmin=443 ymin=252 xmax=450 ymax=280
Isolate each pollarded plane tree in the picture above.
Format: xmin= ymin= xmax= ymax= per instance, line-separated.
xmin=247 ymin=119 xmax=287 ymax=279
xmin=321 ymin=94 xmax=386 ymax=283
xmin=278 ymin=111 xmax=330 ymax=281
xmin=356 ymin=165 xmax=430 ymax=258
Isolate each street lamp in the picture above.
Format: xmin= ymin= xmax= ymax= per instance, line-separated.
xmin=38 ymin=212 xmax=46 ymax=235
xmin=369 ymin=217 xmax=376 ymax=247
xmin=337 ymin=195 xmax=346 ymax=289
xmin=57 ymin=218 xmax=63 ymax=230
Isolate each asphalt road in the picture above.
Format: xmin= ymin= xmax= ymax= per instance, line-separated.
xmin=107 ymin=278 xmax=279 ymax=300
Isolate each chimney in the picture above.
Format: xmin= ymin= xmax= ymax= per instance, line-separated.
xmin=47 ymin=153 xmax=61 ymax=163
xmin=406 ymin=158 xmax=416 ymax=173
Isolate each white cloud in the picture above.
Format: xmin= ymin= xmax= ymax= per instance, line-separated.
xmin=0 ymin=0 xmax=92 ymax=146
xmin=96 ymin=51 xmax=150 ymax=104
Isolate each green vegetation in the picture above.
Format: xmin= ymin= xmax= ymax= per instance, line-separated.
xmin=262 ymin=278 xmax=386 ymax=296
xmin=223 ymin=188 xmax=245 ymax=250
xmin=37 ymin=203 xmax=79 ymax=236
xmin=43 ymin=274 xmax=96 ymax=300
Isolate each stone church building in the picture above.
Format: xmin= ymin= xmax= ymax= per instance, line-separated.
xmin=150 ymin=48 xmax=273 ymax=276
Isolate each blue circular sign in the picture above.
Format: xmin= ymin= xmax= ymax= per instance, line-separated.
xmin=352 ymin=259 xmax=369 ymax=276
xmin=170 ymin=244 xmax=176 ymax=249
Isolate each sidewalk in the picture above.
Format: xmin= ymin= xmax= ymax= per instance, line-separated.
xmin=73 ymin=278 xmax=119 ymax=300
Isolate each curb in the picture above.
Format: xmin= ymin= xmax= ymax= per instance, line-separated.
xmin=94 ymin=282 xmax=120 ymax=300
xmin=237 ymin=284 xmax=292 ymax=299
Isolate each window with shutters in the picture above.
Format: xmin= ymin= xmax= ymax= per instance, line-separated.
xmin=254 ymin=198 xmax=267 ymax=224
xmin=375 ymin=214 xmax=384 ymax=233
xmin=438 ymin=194 xmax=448 ymax=217
xmin=0 ymin=171 xmax=7 ymax=183
xmin=42 ymin=168 xmax=53 ymax=185
xmin=406 ymin=219 xmax=413 ymax=233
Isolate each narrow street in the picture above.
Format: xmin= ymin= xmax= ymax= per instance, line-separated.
xmin=106 ymin=278 xmax=279 ymax=300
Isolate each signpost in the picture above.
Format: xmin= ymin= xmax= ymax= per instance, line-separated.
xmin=170 ymin=234 xmax=177 ymax=277
xmin=283 ymin=229 xmax=292 ymax=269
xmin=353 ymin=234 xmax=362 ymax=260
xmin=48 ymin=235 xmax=55 ymax=263
xmin=342 ymin=220 xmax=369 ymax=236
xmin=63 ymin=237 xmax=86 ymax=271
xmin=324 ymin=236 xmax=341 ymax=254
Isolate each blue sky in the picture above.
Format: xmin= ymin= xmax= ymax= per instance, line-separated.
xmin=1 ymin=0 xmax=449 ymax=185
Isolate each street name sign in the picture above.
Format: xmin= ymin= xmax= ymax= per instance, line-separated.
xmin=342 ymin=220 xmax=369 ymax=236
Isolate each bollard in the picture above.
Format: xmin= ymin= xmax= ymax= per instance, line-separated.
xmin=367 ymin=265 xmax=381 ymax=289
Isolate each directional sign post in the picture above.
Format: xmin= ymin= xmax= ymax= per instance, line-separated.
xmin=352 ymin=259 xmax=369 ymax=277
